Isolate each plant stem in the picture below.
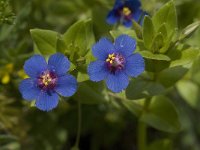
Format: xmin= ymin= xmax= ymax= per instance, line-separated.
xmin=74 ymin=98 xmax=82 ymax=149
xmin=137 ymin=98 xmax=151 ymax=150
xmin=137 ymin=120 xmax=147 ymax=150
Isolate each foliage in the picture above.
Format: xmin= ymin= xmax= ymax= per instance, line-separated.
xmin=0 ymin=0 xmax=200 ymax=150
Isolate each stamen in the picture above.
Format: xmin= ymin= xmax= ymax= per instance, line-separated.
xmin=38 ymin=71 xmax=57 ymax=90
xmin=106 ymin=53 xmax=125 ymax=73
xmin=123 ymin=7 xmax=131 ymax=16
xmin=106 ymin=58 xmax=110 ymax=62
xmin=106 ymin=53 xmax=116 ymax=63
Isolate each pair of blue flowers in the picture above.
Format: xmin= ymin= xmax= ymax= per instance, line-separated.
xmin=19 ymin=35 xmax=144 ymax=111
xmin=19 ymin=0 xmax=145 ymax=111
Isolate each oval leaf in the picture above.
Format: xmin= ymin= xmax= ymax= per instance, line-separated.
xmin=140 ymin=96 xmax=181 ymax=133
xmin=140 ymin=51 xmax=171 ymax=61
xmin=143 ymin=16 xmax=155 ymax=50
xmin=152 ymin=1 xmax=177 ymax=33
xmin=30 ymin=29 xmax=58 ymax=55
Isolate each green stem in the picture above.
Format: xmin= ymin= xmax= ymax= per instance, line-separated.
xmin=137 ymin=120 xmax=147 ymax=150
xmin=137 ymin=98 xmax=151 ymax=150
xmin=74 ymin=98 xmax=82 ymax=149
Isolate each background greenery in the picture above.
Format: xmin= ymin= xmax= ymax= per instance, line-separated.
xmin=0 ymin=0 xmax=200 ymax=150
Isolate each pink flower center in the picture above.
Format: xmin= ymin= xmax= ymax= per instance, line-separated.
xmin=106 ymin=53 xmax=125 ymax=74
xmin=37 ymin=71 xmax=57 ymax=90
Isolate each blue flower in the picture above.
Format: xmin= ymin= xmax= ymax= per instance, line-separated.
xmin=19 ymin=53 xmax=77 ymax=111
xmin=87 ymin=35 xmax=145 ymax=93
xmin=107 ymin=0 xmax=144 ymax=27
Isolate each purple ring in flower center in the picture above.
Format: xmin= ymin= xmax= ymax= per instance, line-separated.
xmin=37 ymin=70 xmax=57 ymax=90
xmin=117 ymin=6 xmax=133 ymax=20
xmin=106 ymin=53 xmax=125 ymax=74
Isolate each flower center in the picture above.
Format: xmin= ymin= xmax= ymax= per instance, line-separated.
xmin=106 ymin=53 xmax=125 ymax=74
xmin=122 ymin=7 xmax=131 ymax=16
xmin=38 ymin=71 xmax=57 ymax=90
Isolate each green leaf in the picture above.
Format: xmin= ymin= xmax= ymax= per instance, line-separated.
xmin=140 ymin=96 xmax=181 ymax=133
xmin=187 ymin=23 xmax=200 ymax=47
xmin=92 ymin=5 xmax=112 ymax=38
xmin=176 ymin=80 xmax=200 ymax=108
xmin=30 ymin=29 xmax=58 ymax=55
xmin=71 ymin=147 xmax=79 ymax=150
xmin=147 ymin=139 xmax=173 ymax=150
xmin=0 ymin=134 xmax=17 ymax=142
xmin=179 ymin=21 xmax=200 ymax=41
xmin=126 ymin=77 xmax=166 ymax=100
xmin=157 ymin=66 xmax=188 ymax=88
xmin=159 ymin=31 xmax=174 ymax=54
xmin=63 ymin=19 xmax=95 ymax=57
xmin=74 ymin=81 xmax=108 ymax=104
xmin=33 ymin=43 xmax=41 ymax=55
xmin=191 ymin=56 xmax=200 ymax=85
xmin=191 ymin=56 xmax=200 ymax=75
xmin=152 ymin=1 xmax=177 ymax=33
xmin=157 ymin=24 xmax=168 ymax=38
xmin=143 ymin=16 xmax=155 ymax=50
xmin=56 ymin=35 xmax=67 ymax=53
xmin=120 ymin=98 xmax=143 ymax=117
xmin=122 ymin=96 xmax=181 ymax=132
xmin=137 ymin=39 xmax=146 ymax=51
xmin=133 ymin=20 xmax=143 ymax=39
xmin=110 ymin=27 xmax=136 ymax=39
xmin=113 ymin=92 xmax=143 ymax=116
xmin=168 ymin=47 xmax=199 ymax=67
xmin=151 ymin=33 xmax=164 ymax=53
xmin=77 ymin=72 xmax=89 ymax=82
xmin=139 ymin=51 xmax=171 ymax=61
xmin=145 ymin=59 xmax=170 ymax=73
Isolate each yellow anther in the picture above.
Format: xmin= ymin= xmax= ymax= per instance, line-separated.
xmin=106 ymin=53 xmax=116 ymax=64
xmin=42 ymin=73 xmax=52 ymax=86
xmin=123 ymin=7 xmax=131 ymax=16
xmin=106 ymin=59 xmax=110 ymax=62
xmin=111 ymin=56 xmax=115 ymax=60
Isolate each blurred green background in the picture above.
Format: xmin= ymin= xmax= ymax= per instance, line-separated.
xmin=0 ymin=0 xmax=200 ymax=149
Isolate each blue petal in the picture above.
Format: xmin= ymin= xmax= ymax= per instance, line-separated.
xmin=125 ymin=53 xmax=145 ymax=77
xmin=133 ymin=9 xmax=143 ymax=22
xmin=114 ymin=0 xmax=123 ymax=9
xmin=106 ymin=10 xmax=118 ymax=25
xmin=106 ymin=72 xmax=129 ymax=93
xmin=123 ymin=19 xmax=133 ymax=27
xmin=48 ymin=53 xmax=70 ymax=76
xmin=92 ymin=38 xmax=115 ymax=60
xmin=36 ymin=91 xmax=59 ymax=111
xmin=125 ymin=0 xmax=141 ymax=10
xmin=114 ymin=35 xmax=136 ymax=57
xmin=55 ymin=74 xmax=77 ymax=97
xmin=88 ymin=60 xmax=108 ymax=82
xmin=24 ymin=55 xmax=47 ymax=78
xmin=19 ymin=78 xmax=40 ymax=101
